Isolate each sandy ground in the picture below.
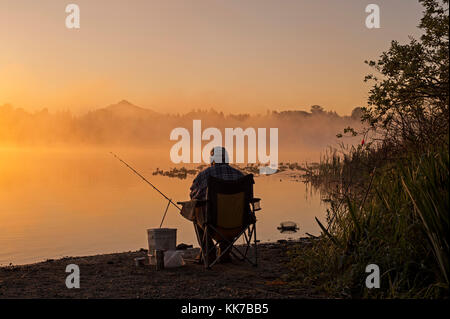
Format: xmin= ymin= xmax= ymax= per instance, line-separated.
xmin=0 ymin=241 xmax=322 ymax=299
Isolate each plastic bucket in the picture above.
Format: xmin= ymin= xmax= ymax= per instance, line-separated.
xmin=147 ymin=228 xmax=177 ymax=254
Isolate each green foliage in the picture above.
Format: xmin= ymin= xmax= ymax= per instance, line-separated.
xmin=289 ymin=148 xmax=449 ymax=298
xmin=363 ymin=0 xmax=449 ymax=149
xmin=401 ymin=148 xmax=449 ymax=286
xmin=289 ymin=0 xmax=449 ymax=298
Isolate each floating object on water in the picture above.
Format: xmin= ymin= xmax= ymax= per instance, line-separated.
xmin=277 ymin=221 xmax=299 ymax=233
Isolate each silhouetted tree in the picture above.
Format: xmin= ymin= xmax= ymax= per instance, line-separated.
xmin=363 ymin=0 xmax=449 ymax=150
xmin=310 ymin=105 xmax=325 ymax=114
xmin=351 ymin=107 xmax=364 ymax=121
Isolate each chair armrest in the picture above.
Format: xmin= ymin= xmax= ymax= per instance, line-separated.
xmin=250 ymin=198 xmax=261 ymax=211
xmin=177 ymin=200 xmax=208 ymax=206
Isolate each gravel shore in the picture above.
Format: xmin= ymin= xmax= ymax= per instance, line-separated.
xmin=0 ymin=241 xmax=323 ymax=299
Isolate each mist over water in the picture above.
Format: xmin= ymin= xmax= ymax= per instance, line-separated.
xmin=0 ymin=147 xmax=326 ymax=265
xmin=0 ymin=101 xmax=363 ymax=152
xmin=0 ymin=102 xmax=363 ymax=265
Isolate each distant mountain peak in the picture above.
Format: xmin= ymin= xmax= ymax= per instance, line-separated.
xmin=117 ymin=99 xmax=133 ymax=105
xmin=105 ymin=100 xmax=144 ymax=111
xmin=94 ymin=100 xmax=158 ymax=118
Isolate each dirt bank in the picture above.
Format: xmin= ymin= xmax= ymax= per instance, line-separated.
xmin=0 ymin=241 xmax=323 ymax=299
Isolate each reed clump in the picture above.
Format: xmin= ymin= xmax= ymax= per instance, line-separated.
xmin=289 ymin=0 xmax=449 ymax=298
xmin=289 ymin=145 xmax=448 ymax=298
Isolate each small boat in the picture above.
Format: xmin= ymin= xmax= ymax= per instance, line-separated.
xmin=277 ymin=221 xmax=299 ymax=233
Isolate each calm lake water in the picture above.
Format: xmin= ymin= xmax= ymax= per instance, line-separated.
xmin=0 ymin=147 xmax=325 ymax=265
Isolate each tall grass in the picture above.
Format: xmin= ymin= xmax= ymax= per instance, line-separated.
xmin=289 ymin=144 xmax=449 ymax=298
xmin=290 ymin=0 xmax=449 ymax=297
xmin=401 ymin=148 xmax=449 ymax=287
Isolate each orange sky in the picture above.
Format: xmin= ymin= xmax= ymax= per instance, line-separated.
xmin=0 ymin=0 xmax=423 ymax=115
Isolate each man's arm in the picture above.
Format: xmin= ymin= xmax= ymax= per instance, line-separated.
xmin=190 ymin=169 xmax=210 ymax=200
xmin=189 ymin=175 xmax=200 ymax=199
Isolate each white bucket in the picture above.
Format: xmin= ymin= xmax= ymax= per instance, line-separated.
xmin=147 ymin=228 xmax=177 ymax=255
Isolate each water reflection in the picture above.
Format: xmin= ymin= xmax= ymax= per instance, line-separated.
xmin=0 ymin=148 xmax=325 ymax=265
xmin=277 ymin=221 xmax=299 ymax=234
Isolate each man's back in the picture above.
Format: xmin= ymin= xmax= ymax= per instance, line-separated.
xmin=190 ymin=163 xmax=244 ymax=200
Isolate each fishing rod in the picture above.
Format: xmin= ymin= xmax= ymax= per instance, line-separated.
xmin=110 ymin=152 xmax=181 ymax=214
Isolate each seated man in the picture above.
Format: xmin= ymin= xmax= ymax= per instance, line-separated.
xmin=189 ymin=146 xmax=244 ymax=263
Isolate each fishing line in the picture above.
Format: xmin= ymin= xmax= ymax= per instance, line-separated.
xmin=110 ymin=152 xmax=181 ymax=227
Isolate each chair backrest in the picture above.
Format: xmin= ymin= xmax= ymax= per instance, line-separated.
xmin=206 ymin=174 xmax=255 ymax=229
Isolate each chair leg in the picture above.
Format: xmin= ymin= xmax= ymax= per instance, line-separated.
xmin=243 ymin=230 xmax=250 ymax=258
xmin=193 ymin=223 xmax=203 ymax=259
xmin=253 ymin=223 xmax=258 ymax=267
xmin=202 ymin=224 xmax=258 ymax=268
xmin=204 ymin=225 xmax=210 ymax=269
xmin=221 ymin=229 xmax=256 ymax=267
xmin=203 ymin=226 xmax=221 ymax=269
xmin=240 ymin=225 xmax=254 ymax=261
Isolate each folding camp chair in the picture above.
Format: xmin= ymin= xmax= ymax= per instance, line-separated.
xmin=195 ymin=174 xmax=261 ymax=269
